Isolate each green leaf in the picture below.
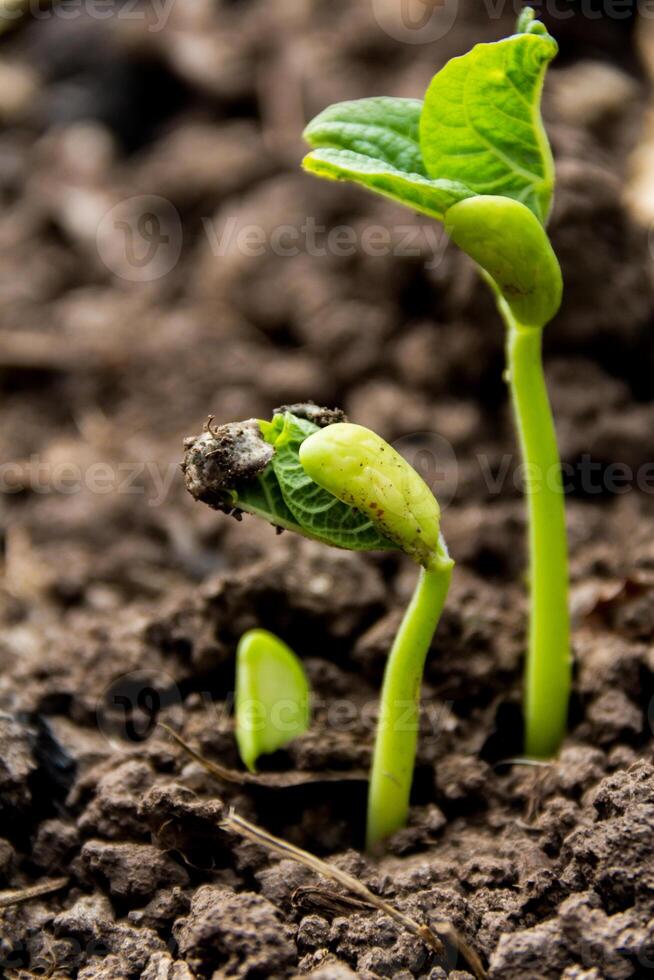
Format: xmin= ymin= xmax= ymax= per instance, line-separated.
xmin=445 ymin=195 xmax=562 ymax=327
xmin=303 ymin=149 xmax=473 ymax=221
xmin=420 ymin=29 xmax=558 ymax=223
xmin=270 ymin=414 xmax=396 ymax=553
xmin=235 ymin=629 xmax=310 ymax=772
xmin=303 ymin=97 xmax=473 ymax=220
xmin=233 ymin=464 xmax=304 ymax=536
xmin=304 ymin=97 xmax=427 ymax=173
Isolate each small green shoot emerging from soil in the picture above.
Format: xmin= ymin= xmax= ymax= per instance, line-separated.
xmin=235 ymin=628 xmax=310 ymax=772
xmin=183 ymin=406 xmax=453 ymax=848
xmin=300 ymin=423 xmax=454 ymax=847
xmin=302 ymin=7 xmax=571 ymax=759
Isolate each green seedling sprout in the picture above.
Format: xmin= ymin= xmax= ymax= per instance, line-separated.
xmin=300 ymin=423 xmax=453 ymax=848
xmin=182 ymin=405 xmax=452 ymax=848
xmin=301 ymin=8 xmax=570 ymax=759
xmin=235 ymin=628 xmax=310 ymax=772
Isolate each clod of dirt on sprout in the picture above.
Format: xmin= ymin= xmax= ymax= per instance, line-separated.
xmin=302 ymin=6 xmax=571 ymax=761
xmin=235 ymin=628 xmax=310 ymax=773
xmin=181 ymin=417 xmax=273 ymax=516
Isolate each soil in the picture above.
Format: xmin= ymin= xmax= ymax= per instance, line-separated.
xmin=1 ymin=2 xmax=654 ymax=978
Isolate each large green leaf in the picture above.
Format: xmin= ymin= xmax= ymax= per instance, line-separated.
xmin=420 ymin=30 xmax=558 ymax=223
xmin=303 ymin=97 xmax=473 ymax=220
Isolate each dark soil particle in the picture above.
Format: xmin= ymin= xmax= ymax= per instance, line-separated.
xmin=1 ymin=3 xmax=654 ymax=979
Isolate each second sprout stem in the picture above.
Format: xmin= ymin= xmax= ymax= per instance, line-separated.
xmin=503 ymin=307 xmax=571 ymax=757
xmin=366 ymin=552 xmax=454 ymax=850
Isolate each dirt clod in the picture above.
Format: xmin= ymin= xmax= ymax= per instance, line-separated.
xmin=173 ymin=884 xmax=296 ymax=977
xmin=182 ymin=420 xmax=274 ymax=514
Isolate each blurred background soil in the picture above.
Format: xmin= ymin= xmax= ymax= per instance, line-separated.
xmin=1 ymin=1 xmax=654 ymax=977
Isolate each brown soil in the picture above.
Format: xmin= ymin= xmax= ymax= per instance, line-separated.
xmin=1 ymin=3 xmax=654 ymax=978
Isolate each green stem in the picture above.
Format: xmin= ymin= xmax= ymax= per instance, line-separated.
xmin=502 ymin=304 xmax=571 ymax=757
xmin=366 ymin=553 xmax=453 ymax=851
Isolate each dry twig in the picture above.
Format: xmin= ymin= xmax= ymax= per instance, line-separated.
xmin=160 ymin=724 xmax=367 ymax=787
xmin=222 ymin=808 xmax=487 ymax=980
xmin=0 ymin=877 xmax=68 ymax=909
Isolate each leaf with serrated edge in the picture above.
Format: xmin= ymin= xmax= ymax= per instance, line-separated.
xmin=420 ymin=31 xmax=558 ymax=223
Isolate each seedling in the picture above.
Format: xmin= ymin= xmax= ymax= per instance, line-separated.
xmin=302 ymin=7 xmax=570 ymax=759
xmin=300 ymin=422 xmax=453 ymax=847
xmin=235 ymin=629 xmax=310 ymax=772
xmin=183 ymin=405 xmax=452 ymax=848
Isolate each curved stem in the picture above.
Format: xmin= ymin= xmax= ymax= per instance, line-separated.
xmin=366 ymin=554 xmax=454 ymax=851
xmin=503 ymin=309 xmax=571 ymax=757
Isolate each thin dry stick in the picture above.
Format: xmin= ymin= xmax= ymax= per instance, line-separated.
xmin=160 ymin=724 xmax=366 ymax=787
xmin=221 ymin=808 xmax=487 ymax=980
xmin=0 ymin=877 xmax=68 ymax=909
xmin=160 ymin=724 xmax=246 ymax=785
